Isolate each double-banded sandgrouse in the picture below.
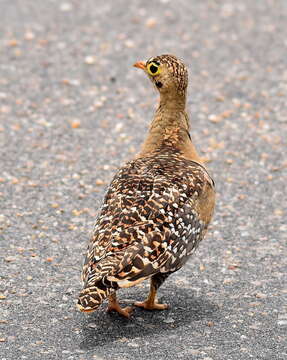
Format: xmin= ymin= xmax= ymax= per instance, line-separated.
xmin=77 ymin=54 xmax=215 ymax=317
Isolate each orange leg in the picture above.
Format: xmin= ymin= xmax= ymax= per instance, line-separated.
xmin=134 ymin=278 xmax=169 ymax=310
xmin=107 ymin=292 xmax=134 ymax=318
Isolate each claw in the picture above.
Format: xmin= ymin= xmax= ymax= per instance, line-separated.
xmin=107 ymin=293 xmax=134 ymax=318
xmin=134 ymin=300 xmax=169 ymax=311
xmin=107 ymin=304 xmax=134 ymax=318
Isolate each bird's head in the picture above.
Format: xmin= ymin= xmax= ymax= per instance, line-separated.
xmin=134 ymin=54 xmax=188 ymax=97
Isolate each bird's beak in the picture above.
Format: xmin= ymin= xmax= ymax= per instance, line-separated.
xmin=133 ymin=61 xmax=146 ymax=70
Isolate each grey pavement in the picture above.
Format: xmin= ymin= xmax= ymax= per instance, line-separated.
xmin=0 ymin=1 xmax=286 ymax=359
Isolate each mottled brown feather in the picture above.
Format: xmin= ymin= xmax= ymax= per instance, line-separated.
xmin=77 ymin=54 xmax=215 ymax=313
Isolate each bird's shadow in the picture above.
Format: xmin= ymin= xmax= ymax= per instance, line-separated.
xmin=79 ymin=286 xmax=220 ymax=350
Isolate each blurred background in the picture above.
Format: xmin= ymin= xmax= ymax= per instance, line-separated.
xmin=0 ymin=1 xmax=286 ymax=359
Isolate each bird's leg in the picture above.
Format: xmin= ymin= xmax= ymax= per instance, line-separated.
xmin=134 ymin=273 xmax=170 ymax=310
xmin=106 ymin=292 xmax=134 ymax=318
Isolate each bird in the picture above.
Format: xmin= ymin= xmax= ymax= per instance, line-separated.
xmin=77 ymin=54 xmax=215 ymax=318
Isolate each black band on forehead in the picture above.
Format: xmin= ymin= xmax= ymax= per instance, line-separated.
xmin=146 ymin=57 xmax=160 ymax=66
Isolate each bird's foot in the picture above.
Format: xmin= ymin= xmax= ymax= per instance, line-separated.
xmin=134 ymin=300 xmax=169 ymax=311
xmin=107 ymin=303 xmax=134 ymax=318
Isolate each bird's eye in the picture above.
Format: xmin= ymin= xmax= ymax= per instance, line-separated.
xmin=147 ymin=62 xmax=161 ymax=76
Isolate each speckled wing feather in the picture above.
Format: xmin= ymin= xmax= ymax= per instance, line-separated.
xmin=78 ymin=149 xmax=215 ymax=311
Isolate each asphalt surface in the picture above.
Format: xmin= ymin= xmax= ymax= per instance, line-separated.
xmin=1 ymin=1 xmax=286 ymax=359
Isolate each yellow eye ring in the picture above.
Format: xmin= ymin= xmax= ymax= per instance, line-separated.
xmin=147 ymin=62 xmax=161 ymax=76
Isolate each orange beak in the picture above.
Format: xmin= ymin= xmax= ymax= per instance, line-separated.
xmin=133 ymin=61 xmax=146 ymax=70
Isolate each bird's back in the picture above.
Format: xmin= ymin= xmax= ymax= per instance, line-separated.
xmin=81 ymin=148 xmax=215 ymax=294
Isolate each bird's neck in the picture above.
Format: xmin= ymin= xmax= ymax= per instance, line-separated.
xmin=139 ymin=94 xmax=201 ymax=162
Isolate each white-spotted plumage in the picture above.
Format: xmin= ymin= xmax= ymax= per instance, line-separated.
xmin=77 ymin=54 xmax=215 ymax=316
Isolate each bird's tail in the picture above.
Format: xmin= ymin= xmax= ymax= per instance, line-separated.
xmin=77 ymin=242 xmax=145 ymax=312
xmin=77 ymin=255 xmax=122 ymax=313
xmin=77 ymin=280 xmax=115 ymax=313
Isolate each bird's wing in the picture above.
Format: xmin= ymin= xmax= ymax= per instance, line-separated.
xmin=81 ymin=155 xmax=215 ymax=288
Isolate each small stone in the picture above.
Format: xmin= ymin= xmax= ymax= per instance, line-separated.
xmin=115 ymin=123 xmax=124 ymax=132
xmin=95 ymin=179 xmax=104 ymax=186
xmin=228 ymin=264 xmax=240 ymax=270
xmin=223 ymin=278 xmax=233 ymax=284
xmin=8 ymin=39 xmax=18 ymax=47
xmin=75 ymin=349 xmax=85 ymax=353
xmin=255 ymin=293 xmax=267 ymax=299
xmin=208 ymin=114 xmax=221 ymax=123
xmin=0 ymin=105 xmax=11 ymax=114
xmin=118 ymin=337 xmax=128 ymax=343
xmin=84 ymin=56 xmax=96 ymax=65
xmin=221 ymin=110 xmax=233 ymax=118
xmin=225 ymin=159 xmax=234 ymax=165
xmin=163 ymin=317 xmax=174 ymax=324
xmin=70 ymin=120 xmax=81 ymax=129
xmin=238 ymin=194 xmax=246 ymax=200
xmin=145 ymin=17 xmax=157 ymax=28
xmin=24 ymin=31 xmax=35 ymax=40
xmin=92 ymin=355 xmax=105 ymax=360
xmin=124 ymin=39 xmax=134 ymax=48
xmin=274 ymin=209 xmax=283 ymax=216
xmin=88 ymin=323 xmax=97 ymax=328
xmin=60 ymin=3 xmax=73 ymax=11
xmin=127 ymin=342 xmax=139 ymax=347
xmin=215 ymin=95 xmax=225 ymax=102
xmin=72 ymin=209 xmax=82 ymax=216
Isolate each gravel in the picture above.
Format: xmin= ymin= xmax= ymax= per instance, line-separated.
xmin=0 ymin=1 xmax=286 ymax=359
